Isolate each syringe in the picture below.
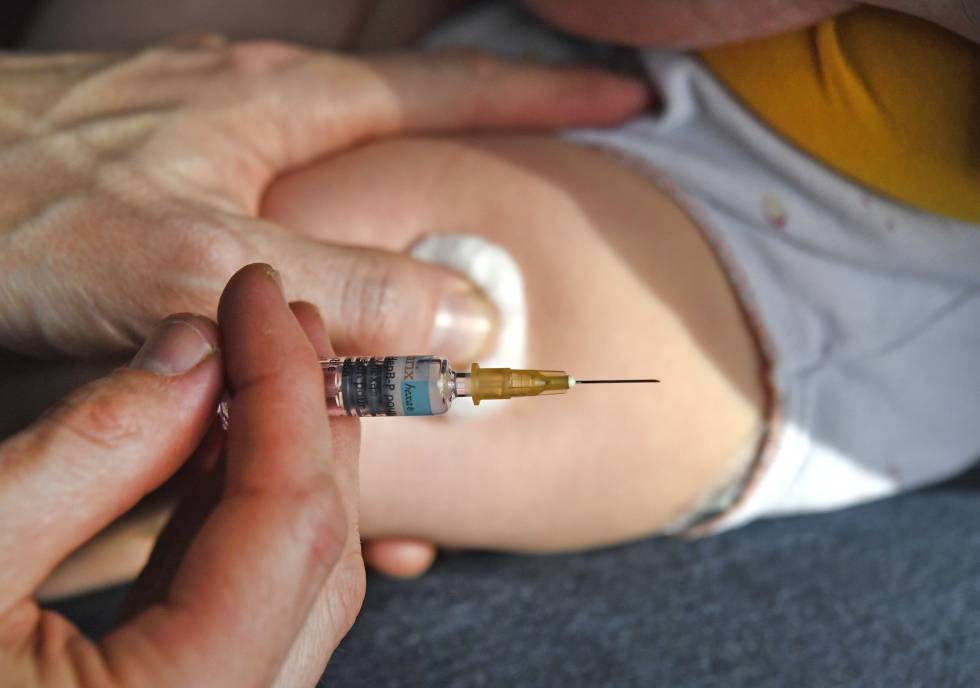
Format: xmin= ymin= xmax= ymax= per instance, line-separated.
xmin=321 ymin=355 xmax=659 ymax=417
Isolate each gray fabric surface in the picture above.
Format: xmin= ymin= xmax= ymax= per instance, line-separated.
xmin=51 ymin=465 xmax=980 ymax=687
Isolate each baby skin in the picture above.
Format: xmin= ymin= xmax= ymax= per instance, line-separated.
xmin=262 ymin=133 xmax=768 ymax=552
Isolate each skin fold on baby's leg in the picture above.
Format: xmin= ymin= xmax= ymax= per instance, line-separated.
xmin=263 ymin=134 xmax=768 ymax=551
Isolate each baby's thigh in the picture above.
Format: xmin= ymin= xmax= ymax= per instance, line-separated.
xmin=263 ymin=135 xmax=766 ymax=550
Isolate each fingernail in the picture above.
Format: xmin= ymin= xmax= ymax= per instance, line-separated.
xmin=259 ymin=263 xmax=284 ymax=295
xmin=130 ymin=317 xmax=215 ymax=376
xmin=428 ymin=285 xmax=498 ymax=363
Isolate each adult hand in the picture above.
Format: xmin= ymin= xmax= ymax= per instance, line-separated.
xmin=0 ymin=264 xmax=364 ymax=687
xmin=0 ymin=38 xmax=647 ymax=359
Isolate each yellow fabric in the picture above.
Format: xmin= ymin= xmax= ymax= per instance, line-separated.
xmin=698 ymin=7 xmax=980 ymax=223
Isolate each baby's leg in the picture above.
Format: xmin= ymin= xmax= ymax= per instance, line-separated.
xmin=264 ymin=135 xmax=767 ymax=550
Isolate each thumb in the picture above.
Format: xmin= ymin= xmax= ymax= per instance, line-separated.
xmin=0 ymin=315 xmax=222 ymax=606
xmin=262 ymin=228 xmax=498 ymax=359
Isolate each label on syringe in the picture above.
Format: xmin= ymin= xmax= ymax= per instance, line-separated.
xmin=338 ymin=356 xmax=445 ymax=416
xmin=386 ymin=356 xmax=432 ymax=416
xmin=397 ymin=359 xmax=433 ymax=415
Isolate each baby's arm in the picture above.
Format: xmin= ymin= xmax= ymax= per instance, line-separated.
xmin=263 ymin=134 xmax=768 ymax=551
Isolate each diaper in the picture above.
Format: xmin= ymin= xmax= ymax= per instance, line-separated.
xmin=427 ymin=5 xmax=980 ymax=532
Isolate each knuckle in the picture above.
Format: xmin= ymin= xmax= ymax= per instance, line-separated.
xmin=225 ymin=40 xmax=308 ymax=76
xmin=436 ymin=49 xmax=513 ymax=123
xmin=442 ymin=48 xmax=502 ymax=78
xmin=175 ymin=218 xmax=248 ymax=274
xmin=132 ymin=39 xmax=225 ymax=75
xmin=336 ymin=255 xmax=406 ymax=349
xmin=166 ymin=32 xmax=229 ymax=51
xmin=46 ymin=375 xmax=153 ymax=452
xmin=295 ymin=479 xmax=354 ymax=576
xmin=466 ymin=50 xmax=505 ymax=81
xmin=160 ymin=215 xmax=253 ymax=313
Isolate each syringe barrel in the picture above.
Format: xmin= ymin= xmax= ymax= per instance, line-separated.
xmin=322 ymin=356 xmax=454 ymax=417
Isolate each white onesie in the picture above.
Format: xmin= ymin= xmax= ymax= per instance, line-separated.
xmin=426 ymin=5 xmax=980 ymax=533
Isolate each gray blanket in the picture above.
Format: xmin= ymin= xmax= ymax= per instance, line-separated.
xmin=51 ymin=464 xmax=980 ymax=687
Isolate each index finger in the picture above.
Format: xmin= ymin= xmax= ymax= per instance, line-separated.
xmin=103 ymin=265 xmax=357 ymax=687
xmin=235 ymin=46 xmax=649 ymax=181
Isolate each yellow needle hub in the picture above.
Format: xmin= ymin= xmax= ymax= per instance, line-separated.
xmin=468 ymin=362 xmax=573 ymax=405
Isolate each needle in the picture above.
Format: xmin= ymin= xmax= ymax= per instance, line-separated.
xmin=573 ymin=378 xmax=660 ymax=384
